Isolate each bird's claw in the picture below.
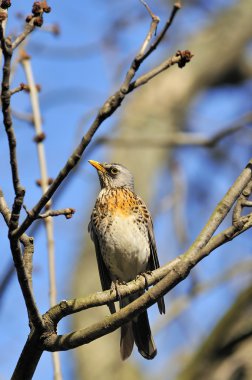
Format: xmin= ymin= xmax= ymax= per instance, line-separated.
xmin=137 ymin=272 xmax=150 ymax=290
xmin=111 ymin=280 xmax=127 ymax=301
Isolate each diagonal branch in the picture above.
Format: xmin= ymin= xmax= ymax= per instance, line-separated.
xmin=14 ymin=49 xmax=192 ymax=240
xmin=41 ymin=160 xmax=252 ymax=350
xmin=44 ymin=210 xmax=252 ymax=327
xmin=12 ymin=1 xmax=51 ymax=50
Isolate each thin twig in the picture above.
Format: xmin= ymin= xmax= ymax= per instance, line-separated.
xmin=10 ymin=82 xmax=28 ymax=95
xmin=12 ymin=2 xmax=51 ymax=50
xmin=21 ymin=52 xmax=63 ymax=380
xmin=138 ymin=0 xmax=160 ymax=56
xmin=129 ymin=50 xmax=193 ymax=91
xmin=12 ymin=23 xmax=35 ymax=50
xmin=24 ymin=205 xmax=75 ymax=219
xmin=119 ymin=1 xmax=162 ymax=93
xmin=140 ymin=1 xmax=181 ymax=63
xmin=38 ymin=208 xmax=75 ymax=219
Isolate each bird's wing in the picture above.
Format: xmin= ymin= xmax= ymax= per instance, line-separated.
xmin=88 ymin=220 xmax=116 ymax=314
xmin=137 ymin=196 xmax=166 ymax=315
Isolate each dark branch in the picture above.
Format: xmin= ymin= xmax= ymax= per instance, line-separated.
xmin=0 ymin=189 xmax=42 ymax=328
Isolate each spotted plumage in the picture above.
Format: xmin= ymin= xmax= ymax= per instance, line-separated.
xmin=88 ymin=160 xmax=165 ymax=360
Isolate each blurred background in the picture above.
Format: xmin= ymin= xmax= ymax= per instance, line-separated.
xmin=0 ymin=0 xmax=252 ymax=379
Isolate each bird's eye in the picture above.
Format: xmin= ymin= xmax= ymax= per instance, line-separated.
xmin=110 ymin=167 xmax=118 ymax=175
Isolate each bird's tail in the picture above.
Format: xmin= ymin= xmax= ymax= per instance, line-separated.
xmin=120 ymin=294 xmax=157 ymax=360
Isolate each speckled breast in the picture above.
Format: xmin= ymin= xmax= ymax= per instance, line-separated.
xmin=91 ymin=187 xmax=151 ymax=281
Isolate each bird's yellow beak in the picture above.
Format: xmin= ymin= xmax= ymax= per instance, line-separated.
xmin=88 ymin=160 xmax=106 ymax=173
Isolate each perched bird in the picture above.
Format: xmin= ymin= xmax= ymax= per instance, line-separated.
xmin=88 ymin=160 xmax=165 ymax=360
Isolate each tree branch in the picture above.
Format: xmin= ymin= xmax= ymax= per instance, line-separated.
xmin=13 ymin=27 xmax=192 ymax=240
xmin=42 ymin=210 xmax=252 ymax=352
xmin=11 ymin=331 xmax=43 ymax=380
xmin=20 ymin=48 xmax=63 ymax=380
xmin=94 ymin=113 xmax=252 ymax=149
xmin=0 ymin=10 xmax=43 ymax=331
xmin=40 ymin=160 xmax=252 ymax=351
xmin=0 ymin=188 xmax=42 ymax=327
xmin=12 ymin=1 xmax=51 ymax=50
xmin=0 ymin=23 xmax=25 ymax=231
xmin=139 ymin=1 xmax=181 ymax=63
xmin=38 ymin=208 xmax=75 ymax=219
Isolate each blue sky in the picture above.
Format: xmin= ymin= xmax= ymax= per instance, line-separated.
xmin=0 ymin=1 xmax=252 ymax=379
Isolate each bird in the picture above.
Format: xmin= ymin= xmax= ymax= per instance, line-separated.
xmin=88 ymin=160 xmax=165 ymax=360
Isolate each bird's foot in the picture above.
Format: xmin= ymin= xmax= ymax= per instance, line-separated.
xmin=137 ymin=272 xmax=151 ymax=290
xmin=111 ymin=280 xmax=127 ymax=301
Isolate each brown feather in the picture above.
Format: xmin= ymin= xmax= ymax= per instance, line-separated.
xmin=120 ymin=322 xmax=134 ymax=360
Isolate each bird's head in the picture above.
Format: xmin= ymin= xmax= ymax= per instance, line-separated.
xmin=89 ymin=160 xmax=134 ymax=190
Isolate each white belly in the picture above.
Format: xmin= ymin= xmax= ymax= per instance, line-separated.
xmin=100 ymin=214 xmax=150 ymax=282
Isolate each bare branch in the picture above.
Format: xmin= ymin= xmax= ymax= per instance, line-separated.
xmin=38 ymin=208 xmax=75 ymax=219
xmin=21 ymin=50 xmax=62 ymax=380
xmin=23 ymin=205 xmax=76 ymax=220
xmin=128 ymin=50 xmax=193 ymax=92
xmin=94 ymin=113 xmax=252 ymax=148
xmin=138 ymin=0 xmax=160 ymax=56
xmin=14 ymin=30 xmax=192 ymax=241
xmin=0 ymin=3 xmax=44 ymax=335
xmin=10 ymin=82 xmax=28 ymax=95
xmin=40 ymin=160 xmax=252 ymax=351
xmin=45 ymin=209 xmax=252 ymax=323
xmin=12 ymin=1 xmax=51 ymax=50
xmin=12 ymin=23 xmax=35 ymax=50
xmin=42 ymin=209 xmax=252 ymax=351
xmin=0 ymin=23 xmax=25 ymax=231
xmin=0 ymin=188 xmax=42 ymax=327
xmin=139 ymin=1 xmax=181 ymax=63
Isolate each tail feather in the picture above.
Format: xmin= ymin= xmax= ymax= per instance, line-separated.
xmin=132 ymin=311 xmax=157 ymax=360
xmin=120 ymin=322 xmax=134 ymax=360
xmin=120 ymin=295 xmax=157 ymax=360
